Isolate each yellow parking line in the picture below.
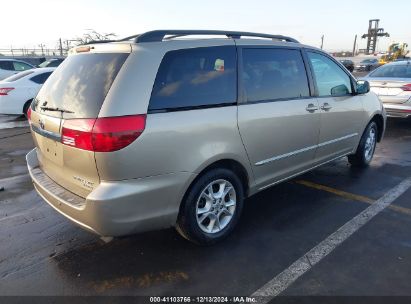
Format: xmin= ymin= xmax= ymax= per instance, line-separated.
xmin=389 ymin=205 xmax=411 ymax=217
xmin=295 ymin=179 xmax=411 ymax=217
xmin=295 ymin=180 xmax=374 ymax=204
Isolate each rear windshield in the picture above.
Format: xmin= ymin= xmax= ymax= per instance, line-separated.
xmin=3 ymin=70 xmax=35 ymax=82
xmin=32 ymin=53 xmax=129 ymax=118
xmin=369 ymin=64 xmax=411 ymax=78
xmin=361 ymin=59 xmax=378 ymax=64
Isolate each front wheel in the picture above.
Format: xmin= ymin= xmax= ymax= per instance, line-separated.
xmin=348 ymin=121 xmax=378 ymax=167
xmin=176 ymin=168 xmax=244 ymax=245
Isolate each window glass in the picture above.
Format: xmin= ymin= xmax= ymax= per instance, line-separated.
xmin=48 ymin=60 xmax=63 ymax=67
xmin=369 ymin=64 xmax=411 ymax=78
xmin=242 ymin=48 xmax=310 ymax=102
xmin=307 ymin=52 xmax=352 ymax=96
xmin=0 ymin=61 xmax=14 ymax=70
xmin=39 ymin=59 xmax=64 ymax=68
xmin=30 ymin=72 xmax=52 ymax=84
xmin=13 ymin=61 xmax=33 ymax=71
xmin=149 ymin=46 xmax=237 ymax=111
xmin=33 ymin=53 xmax=128 ymax=118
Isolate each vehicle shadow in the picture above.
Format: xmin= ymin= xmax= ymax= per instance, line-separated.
xmin=52 ymin=179 xmax=355 ymax=295
xmin=0 ymin=114 xmax=28 ymax=129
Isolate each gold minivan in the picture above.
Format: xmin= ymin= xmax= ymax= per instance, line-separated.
xmin=26 ymin=30 xmax=386 ymax=245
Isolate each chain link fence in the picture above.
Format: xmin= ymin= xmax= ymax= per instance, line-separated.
xmin=0 ymin=48 xmax=67 ymax=57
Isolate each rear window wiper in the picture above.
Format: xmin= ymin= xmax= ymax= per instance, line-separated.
xmin=40 ymin=106 xmax=74 ymax=114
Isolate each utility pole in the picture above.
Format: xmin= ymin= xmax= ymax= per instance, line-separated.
xmin=38 ymin=43 xmax=45 ymax=56
xmin=59 ymin=38 xmax=63 ymax=56
xmin=352 ymin=34 xmax=357 ymax=56
xmin=66 ymin=40 xmax=70 ymax=55
xmin=320 ymin=35 xmax=324 ymax=49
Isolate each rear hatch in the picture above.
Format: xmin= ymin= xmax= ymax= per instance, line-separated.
xmin=30 ymin=44 xmax=131 ymax=198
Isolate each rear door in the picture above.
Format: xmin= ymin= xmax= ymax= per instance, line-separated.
xmin=237 ymin=47 xmax=320 ymax=189
xmin=30 ymin=47 xmax=130 ymax=198
xmin=306 ymin=50 xmax=364 ymax=163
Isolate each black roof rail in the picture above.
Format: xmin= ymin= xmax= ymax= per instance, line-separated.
xmin=122 ymin=30 xmax=299 ymax=43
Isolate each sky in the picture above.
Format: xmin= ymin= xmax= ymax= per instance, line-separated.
xmin=1 ymin=0 xmax=410 ymax=52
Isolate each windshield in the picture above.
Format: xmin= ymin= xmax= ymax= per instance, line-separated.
xmin=38 ymin=59 xmax=63 ymax=68
xmin=369 ymin=64 xmax=411 ymax=78
xmin=32 ymin=53 xmax=129 ymax=118
xmin=2 ymin=70 xmax=35 ymax=82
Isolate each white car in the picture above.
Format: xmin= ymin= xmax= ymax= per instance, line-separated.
xmin=0 ymin=67 xmax=55 ymax=116
xmin=0 ymin=59 xmax=35 ymax=80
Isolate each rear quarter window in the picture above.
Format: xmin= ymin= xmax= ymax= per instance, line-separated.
xmin=149 ymin=46 xmax=237 ymax=111
xmin=30 ymin=72 xmax=52 ymax=84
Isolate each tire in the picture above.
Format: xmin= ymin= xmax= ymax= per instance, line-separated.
xmin=23 ymin=100 xmax=32 ymax=119
xmin=348 ymin=121 xmax=378 ymax=167
xmin=176 ymin=168 xmax=244 ymax=245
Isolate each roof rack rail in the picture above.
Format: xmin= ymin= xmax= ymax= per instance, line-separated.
xmin=121 ymin=30 xmax=299 ymax=43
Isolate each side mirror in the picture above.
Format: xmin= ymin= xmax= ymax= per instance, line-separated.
xmin=331 ymin=84 xmax=350 ymax=96
xmin=356 ymin=80 xmax=370 ymax=94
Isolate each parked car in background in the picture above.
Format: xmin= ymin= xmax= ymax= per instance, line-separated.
xmin=26 ymin=30 xmax=385 ymax=245
xmin=339 ymin=59 xmax=354 ymax=72
xmin=355 ymin=58 xmax=380 ymax=72
xmin=0 ymin=59 xmax=35 ymax=80
xmin=38 ymin=58 xmax=65 ymax=68
xmin=363 ymin=61 xmax=411 ymax=118
xmin=0 ymin=67 xmax=55 ymax=117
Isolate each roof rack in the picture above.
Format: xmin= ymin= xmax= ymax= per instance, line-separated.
xmin=120 ymin=30 xmax=299 ymax=43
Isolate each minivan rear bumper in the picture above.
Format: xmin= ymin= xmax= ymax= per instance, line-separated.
xmin=26 ymin=148 xmax=195 ymax=237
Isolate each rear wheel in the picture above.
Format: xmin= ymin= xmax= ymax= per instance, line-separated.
xmin=176 ymin=168 xmax=244 ymax=245
xmin=348 ymin=121 xmax=378 ymax=167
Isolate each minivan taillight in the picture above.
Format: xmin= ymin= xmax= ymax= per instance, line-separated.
xmin=0 ymin=88 xmax=14 ymax=95
xmin=401 ymin=84 xmax=411 ymax=91
xmin=61 ymin=115 xmax=146 ymax=152
xmin=27 ymin=107 xmax=32 ymax=121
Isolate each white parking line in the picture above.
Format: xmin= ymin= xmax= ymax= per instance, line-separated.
xmin=252 ymin=177 xmax=411 ymax=303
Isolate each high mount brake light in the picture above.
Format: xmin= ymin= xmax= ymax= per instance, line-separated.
xmin=61 ymin=115 xmax=146 ymax=152
xmin=27 ymin=107 xmax=32 ymax=121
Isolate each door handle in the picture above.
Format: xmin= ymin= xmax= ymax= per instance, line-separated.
xmin=306 ymin=103 xmax=319 ymax=113
xmin=321 ymin=103 xmax=332 ymax=111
